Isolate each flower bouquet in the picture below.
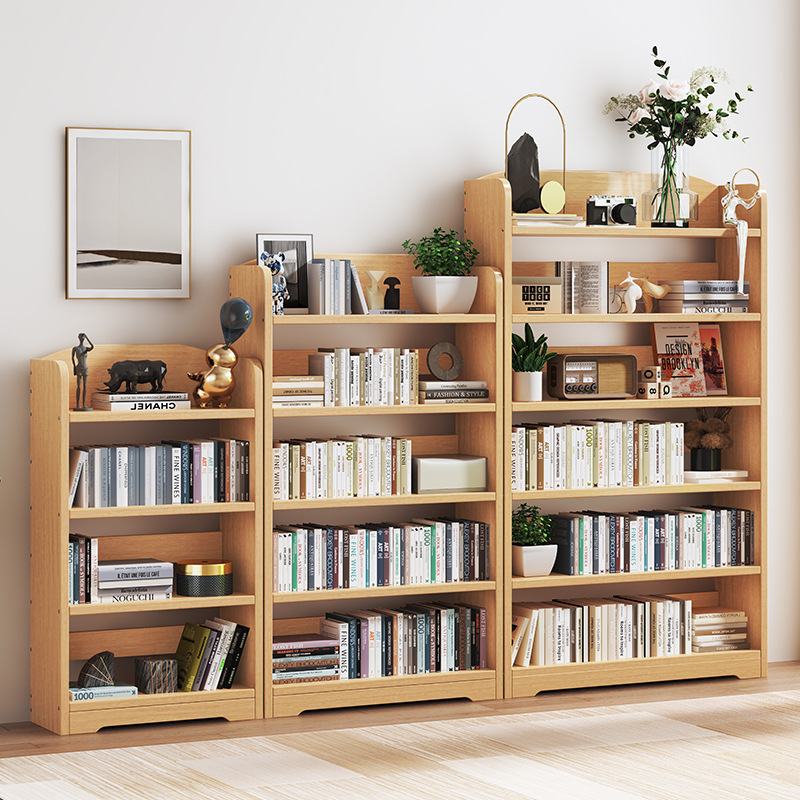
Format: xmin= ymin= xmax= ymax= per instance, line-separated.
xmin=605 ymin=47 xmax=752 ymax=226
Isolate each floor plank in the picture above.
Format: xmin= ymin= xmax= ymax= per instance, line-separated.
xmin=2 ymin=661 xmax=798 ymax=759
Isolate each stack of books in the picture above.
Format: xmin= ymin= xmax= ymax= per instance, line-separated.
xmin=91 ymin=391 xmax=190 ymax=411
xmin=272 ymin=374 xmax=324 ymax=408
xmin=96 ymin=558 xmax=174 ymax=604
xmin=272 ymin=633 xmax=340 ymax=683
xmin=175 ymin=618 xmax=250 ymax=691
xmin=657 ymin=280 xmax=750 ymax=313
xmin=418 ymin=377 xmax=489 ymax=405
xmin=691 ymin=606 xmax=749 ymax=652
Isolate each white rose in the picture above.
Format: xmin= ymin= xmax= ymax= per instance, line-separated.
xmin=659 ymin=80 xmax=690 ymax=102
xmin=629 ymin=107 xmax=648 ymax=125
xmin=638 ymin=80 xmax=659 ymax=106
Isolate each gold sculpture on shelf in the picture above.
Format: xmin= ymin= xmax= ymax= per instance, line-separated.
xmin=187 ymin=298 xmax=252 ymax=408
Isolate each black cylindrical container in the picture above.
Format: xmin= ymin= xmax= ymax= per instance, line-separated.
xmin=175 ymin=560 xmax=233 ymax=596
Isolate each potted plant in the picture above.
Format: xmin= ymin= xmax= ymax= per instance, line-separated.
xmin=685 ymin=407 xmax=733 ymax=471
xmin=402 ymin=227 xmax=480 ymax=313
xmin=511 ymin=503 xmax=557 ymax=576
xmin=511 ymin=323 xmax=557 ymax=401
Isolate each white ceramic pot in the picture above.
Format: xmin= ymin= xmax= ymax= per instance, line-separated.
xmin=512 ymin=370 xmax=543 ymax=402
xmin=511 ymin=544 xmax=558 ymax=577
xmin=412 ymin=275 xmax=478 ymax=314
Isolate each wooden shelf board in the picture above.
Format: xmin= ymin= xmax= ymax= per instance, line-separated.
xmin=67 ymin=687 xmax=255 ymax=711
xmin=70 ymin=501 xmax=255 ymax=518
xmin=273 ymin=314 xmax=496 ymax=325
xmin=511 ymin=650 xmax=762 ymax=697
xmin=70 ymin=408 xmax=255 ymax=423
xmin=513 ymin=397 xmax=760 ymax=413
xmin=513 ymin=482 xmax=759 ymax=500
xmin=512 ymin=566 xmax=761 ymax=590
xmin=274 ymin=580 xmax=496 ymax=604
xmin=511 ymin=313 xmax=760 ymax=325
xmin=274 ymin=403 xmax=497 ymax=417
xmin=273 ymin=491 xmax=496 ymax=510
xmin=510 ymin=225 xmax=760 ymax=239
xmin=68 ymin=593 xmax=257 ymax=615
xmin=273 ymin=668 xmax=496 ymax=695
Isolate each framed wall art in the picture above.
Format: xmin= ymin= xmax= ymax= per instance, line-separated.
xmin=66 ymin=127 xmax=191 ymax=299
xmin=256 ymin=233 xmax=313 ymax=310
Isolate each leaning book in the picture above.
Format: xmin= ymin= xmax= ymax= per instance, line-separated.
xmin=650 ymin=323 xmax=707 ymax=397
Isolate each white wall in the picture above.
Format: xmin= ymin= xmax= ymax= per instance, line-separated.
xmin=1 ymin=0 xmax=796 ymax=724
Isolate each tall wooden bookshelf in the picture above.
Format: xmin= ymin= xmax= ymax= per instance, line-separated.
xmin=230 ymin=256 xmax=504 ymax=717
xmin=30 ymin=344 xmax=264 ymax=734
xmin=464 ymin=170 xmax=767 ymax=698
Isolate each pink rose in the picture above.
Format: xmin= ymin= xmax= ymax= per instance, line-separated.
xmin=629 ymin=107 xmax=648 ymax=125
xmin=658 ymin=80 xmax=690 ymax=102
xmin=638 ymin=80 xmax=659 ymax=105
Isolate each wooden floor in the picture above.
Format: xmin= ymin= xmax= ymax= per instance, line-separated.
xmin=3 ymin=661 xmax=799 ymax=759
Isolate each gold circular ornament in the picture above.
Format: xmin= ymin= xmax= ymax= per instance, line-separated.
xmin=540 ymin=181 xmax=566 ymax=214
xmin=730 ymin=167 xmax=761 ymax=204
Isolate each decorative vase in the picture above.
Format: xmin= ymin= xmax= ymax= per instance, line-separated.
xmin=512 ymin=370 xmax=543 ymax=402
xmin=511 ymin=544 xmax=558 ymax=577
xmin=411 ymin=275 xmax=478 ymax=314
xmin=690 ymin=448 xmax=721 ymax=471
xmin=641 ymin=142 xmax=699 ymax=228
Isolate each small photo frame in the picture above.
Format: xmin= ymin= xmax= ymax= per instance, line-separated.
xmin=699 ymin=323 xmax=727 ymax=395
xmin=256 ymin=234 xmax=313 ymax=310
xmin=66 ymin=128 xmax=191 ymax=299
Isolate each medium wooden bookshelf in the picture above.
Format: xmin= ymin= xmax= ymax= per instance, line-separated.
xmin=30 ymin=344 xmax=264 ymax=734
xmin=464 ymin=170 xmax=767 ymax=698
xmin=230 ymin=255 xmax=504 ymax=718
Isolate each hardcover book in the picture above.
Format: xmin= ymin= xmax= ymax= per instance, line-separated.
xmin=650 ymin=323 xmax=707 ymax=397
xmin=698 ymin=323 xmax=727 ymax=395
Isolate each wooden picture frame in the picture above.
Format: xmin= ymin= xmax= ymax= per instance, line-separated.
xmin=66 ymin=128 xmax=191 ymax=299
xmin=256 ymin=234 xmax=313 ymax=310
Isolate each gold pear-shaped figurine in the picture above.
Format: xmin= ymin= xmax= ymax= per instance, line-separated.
xmin=187 ymin=344 xmax=238 ymax=408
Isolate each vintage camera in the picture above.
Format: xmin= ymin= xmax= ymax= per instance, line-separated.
xmin=586 ymin=195 xmax=637 ymax=226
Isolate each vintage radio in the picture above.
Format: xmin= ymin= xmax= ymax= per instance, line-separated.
xmin=547 ymin=354 xmax=638 ymax=400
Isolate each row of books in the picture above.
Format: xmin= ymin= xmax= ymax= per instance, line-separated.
xmin=68 ymin=438 xmax=250 ymax=509
xmin=175 ymin=619 xmax=249 ymax=691
xmin=550 ymin=506 xmax=755 ymax=577
xmin=273 ymin=517 xmax=490 ymax=592
xmin=306 ymin=347 xmax=420 ymax=407
xmin=273 ymin=603 xmax=488 ymax=682
xmin=511 ymin=593 xmax=696 ymax=666
xmin=308 ymin=258 xmax=359 ymax=315
xmin=67 ymin=550 xmax=175 ymax=605
xmin=272 ymin=436 xmax=412 ymax=500
xmin=657 ymin=280 xmax=750 ymax=314
xmin=510 ymin=420 xmax=685 ymax=491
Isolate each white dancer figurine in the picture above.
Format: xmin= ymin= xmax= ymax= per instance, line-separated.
xmin=620 ymin=272 xmax=643 ymax=314
xmin=721 ymin=170 xmax=762 ymax=296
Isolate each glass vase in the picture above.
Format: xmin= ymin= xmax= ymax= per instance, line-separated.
xmin=641 ymin=142 xmax=698 ymax=227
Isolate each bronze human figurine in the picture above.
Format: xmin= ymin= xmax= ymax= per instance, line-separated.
xmin=71 ymin=332 xmax=94 ymax=410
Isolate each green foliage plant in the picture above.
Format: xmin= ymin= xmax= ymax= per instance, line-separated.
xmin=511 ymin=503 xmax=554 ymax=547
xmin=511 ymin=323 xmax=557 ymax=373
xmin=402 ymin=227 xmax=479 ymax=277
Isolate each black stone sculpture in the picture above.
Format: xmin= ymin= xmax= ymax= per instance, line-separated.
xmin=507 ymin=133 xmax=541 ymax=213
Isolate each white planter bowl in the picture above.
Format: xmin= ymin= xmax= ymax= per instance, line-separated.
xmin=511 ymin=543 xmax=558 ymax=577
xmin=412 ymin=275 xmax=478 ymax=314
xmin=512 ymin=370 xmax=543 ymax=402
